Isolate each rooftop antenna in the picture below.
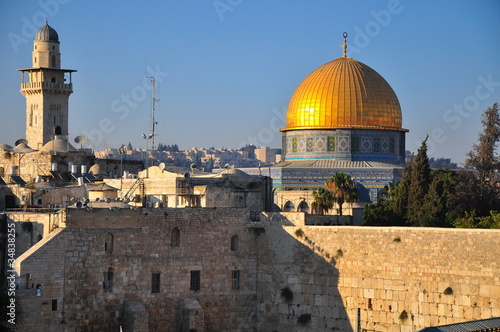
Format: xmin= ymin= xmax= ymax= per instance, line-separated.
xmin=145 ymin=75 xmax=159 ymax=165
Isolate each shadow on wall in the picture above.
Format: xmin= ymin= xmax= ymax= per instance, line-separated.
xmin=256 ymin=212 xmax=353 ymax=331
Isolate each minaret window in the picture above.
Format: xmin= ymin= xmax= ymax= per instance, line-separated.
xmin=34 ymin=57 xmax=37 ymax=64
xmin=51 ymin=77 xmax=56 ymax=83
xmin=51 ymin=55 xmax=56 ymax=67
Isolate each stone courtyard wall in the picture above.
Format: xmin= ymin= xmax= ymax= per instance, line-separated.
xmin=16 ymin=208 xmax=261 ymax=332
xmin=14 ymin=209 xmax=500 ymax=332
xmin=258 ymin=212 xmax=500 ymax=331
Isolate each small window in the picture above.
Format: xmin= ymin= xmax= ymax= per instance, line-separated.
xmin=232 ymin=270 xmax=240 ymax=290
xmin=51 ymin=299 xmax=57 ymax=311
xmin=51 ymin=54 xmax=56 ymax=67
xmin=171 ymin=227 xmax=180 ymax=247
xmin=151 ymin=272 xmax=160 ymax=293
xmin=190 ymin=271 xmax=200 ymax=291
xmin=230 ymin=235 xmax=239 ymax=252
xmin=51 ymin=77 xmax=56 ymax=83
xmin=34 ymin=57 xmax=37 ymax=63
xmin=105 ymin=233 xmax=113 ymax=253
xmin=103 ymin=272 xmax=113 ymax=292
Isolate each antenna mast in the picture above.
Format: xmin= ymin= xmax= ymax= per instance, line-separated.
xmin=149 ymin=76 xmax=159 ymax=150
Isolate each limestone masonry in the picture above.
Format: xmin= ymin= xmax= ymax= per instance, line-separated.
xmin=12 ymin=207 xmax=500 ymax=331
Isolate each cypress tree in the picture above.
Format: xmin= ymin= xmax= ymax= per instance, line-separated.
xmin=393 ymin=155 xmax=413 ymax=221
xmin=406 ymin=136 xmax=431 ymax=226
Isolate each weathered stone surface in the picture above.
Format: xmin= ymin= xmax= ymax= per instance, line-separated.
xmin=12 ymin=209 xmax=500 ymax=332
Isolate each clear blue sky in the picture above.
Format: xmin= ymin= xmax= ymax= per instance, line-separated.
xmin=1 ymin=0 xmax=499 ymax=164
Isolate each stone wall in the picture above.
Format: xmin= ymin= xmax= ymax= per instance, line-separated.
xmin=258 ymin=213 xmax=500 ymax=331
xmin=16 ymin=208 xmax=262 ymax=332
xmin=13 ymin=209 xmax=500 ymax=332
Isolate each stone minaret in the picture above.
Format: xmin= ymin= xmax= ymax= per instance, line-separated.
xmin=18 ymin=21 xmax=76 ymax=150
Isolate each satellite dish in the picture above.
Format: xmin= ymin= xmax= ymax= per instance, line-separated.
xmin=74 ymin=135 xmax=88 ymax=144
xmin=158 ymin=162 xmax=166 ymax=171
xmin=141 ymin=133 xmax=147 ymax=139
xmin=190 ymin=163 xmax=197 ymax=170
xmin=15 ymin=138 xmax=28 ymax=146
xmin=76 ymin=201 xmax=83 ymax=208
xmin=74 ymin=135 xmax=88 ymax=148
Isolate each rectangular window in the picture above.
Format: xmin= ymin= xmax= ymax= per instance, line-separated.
xmin=232 ymin=270 xmax=240 ymax=290
xmin=51 ymin=299 xmax=57 ymax=311
xmin=151 ymin=272 xmax=161 ymax=293
xmin=103 ymin=272 xmax=113 ymax=292
xmin=190 ymin=270 xmax=200 ymax=291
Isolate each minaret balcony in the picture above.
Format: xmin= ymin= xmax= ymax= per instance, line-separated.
xmin=21 ymin=82 xmax=73 ymax=92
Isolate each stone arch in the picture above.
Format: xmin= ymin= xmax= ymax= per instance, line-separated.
xmin=298 ymin=201 xmax=310 ymax=213
xmin=283 ymin=201 xmax=294 ymax=212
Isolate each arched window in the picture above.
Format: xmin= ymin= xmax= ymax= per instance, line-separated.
xmin=51 ymin=77 xmax=56 ymax=83
xmin=230 ymin=235 xmax=239 ymax=252
xmin=298 ymin=201 xmax=310 ymax=213
xmin=171 ymin=227 xmax=180 ymax=247
xmin=283 ymin=201 xmax=294 ymax=212
xmin=105 ymin=233 xmax=113 ymax=253
xmin=51 ymin=55 xmax=56 ymax=67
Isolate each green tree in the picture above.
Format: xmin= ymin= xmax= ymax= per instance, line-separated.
xmin=406 ymin=137 xmax=431 ymax=226
xmin=311 ymin=187 xmax=334 ymax=215
xmin=363 ymin=199 xmax=403 ymax=226
xmin=393 ymin=155 xmax=413 ymax=221
xmin=325 ymin=172 xmax=358 ymax=216
xmin=420 ymin=169 xmax=458 ymax=227
xmin=453 ymin=210 xmax=500 ymax=229
xmin=462 ymin=103 xmax=500 ymax=215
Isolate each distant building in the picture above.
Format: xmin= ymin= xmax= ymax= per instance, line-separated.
xmin=254 ymin=147 xmax=281 ymax=164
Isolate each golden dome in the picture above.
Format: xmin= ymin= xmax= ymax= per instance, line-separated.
xmin=282 ymin=56 xmax=407 ymax=132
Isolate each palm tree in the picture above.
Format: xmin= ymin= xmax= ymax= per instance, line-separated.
xmin=311 ymin=187 xmax=334 ymax=215
xmin=325 ymin=172 xmax=358 ymax=216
